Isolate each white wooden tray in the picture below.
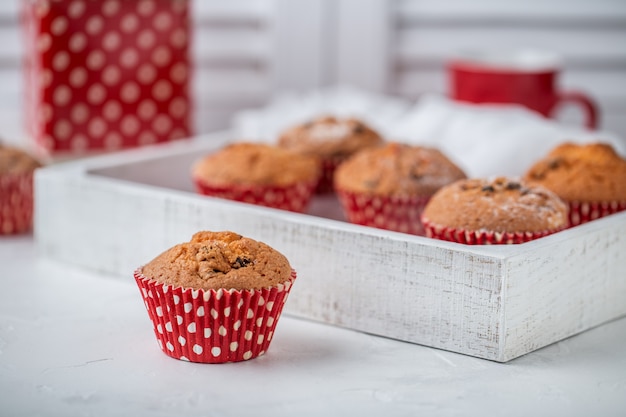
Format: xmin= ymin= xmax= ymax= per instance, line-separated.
xmin=34 ymin=132 xmax=626 ymax=362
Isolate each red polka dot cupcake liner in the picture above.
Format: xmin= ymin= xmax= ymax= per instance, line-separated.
xmin=421 ymin=217 xmax=565 ymax=245
xmin=0 ymin=172 xmax=35 ymax=235
xmin=316 ymin=156 xmax=343 ymax=194
xmin=193 ymin=178 xmax=317 ymax=213
xmin=335 ymin=189 xmax=431 ymax=235
xmin=567 ymin=200 xmax=626 ymax=227
xmin=134 ymin=269 xmax=297 ymax=364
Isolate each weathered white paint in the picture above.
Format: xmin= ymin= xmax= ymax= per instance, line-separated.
xmin=3 ymin=236 xmax=626 ymax=415
xmin=34 ymin=133 xmax=626 ymax=362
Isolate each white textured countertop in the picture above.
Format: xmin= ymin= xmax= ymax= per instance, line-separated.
xmin=1 ymin=235 xmax=625 ymax=417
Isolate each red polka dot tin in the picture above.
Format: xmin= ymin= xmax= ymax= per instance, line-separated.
xmin=22 ymin=0 xmax=191 ymax=155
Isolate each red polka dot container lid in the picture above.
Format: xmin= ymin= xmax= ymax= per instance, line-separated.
xmin=22 ymin=0 xmax=191 ymax=155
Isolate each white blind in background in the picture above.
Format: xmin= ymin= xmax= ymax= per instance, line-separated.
xmin=0 ymin=1 xmax=24 ymax=144
xmin=1 ymin=0 xmax=625 ymax=144
xmin=191 ymin=0 xmax=275 ymax=133
xmin=390 ymin=0 xmax=626 ymax=135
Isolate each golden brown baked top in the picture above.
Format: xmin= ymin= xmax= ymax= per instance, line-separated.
xmin=422 ymin=177 xmax=568 ymax=233
xmin=192 ymin=142 xmax=320 ymax=187
xmin=141 ymin=231 xmax=292 ymax=291
xmin=0 ymin=143 xmax=41 ymax=175
xmin=278 ymin=115 xmax=384 ymax=159
xmin=334 ymin=142 xmax=467 ymax=196
xmin=523 ymin=142 xmax=626 ymax=202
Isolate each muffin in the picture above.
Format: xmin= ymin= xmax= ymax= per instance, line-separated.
xmin=422 ymin=177 xmax=568 ymax=244
xmin=192 ymin=142 xmax=320 ymax=213
xmin=278 ymin=116 xmax=384 ymax=193
xmin=0 ymin=143 xmax=42 ymax=234
xmin=134 ymin=231 xmax=297 ymax=363
xmin=334 ymin=142 xmax=467 ymax=235
xmin=523 ymin=142 xmax=626 ymax=226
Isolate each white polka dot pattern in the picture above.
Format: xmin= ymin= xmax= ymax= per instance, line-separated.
xmin=567 ymin=201 xmax=626 ymax=227
xmin=68 ymin=32 xmax=87 ymax=53
xmin=0 ymin=172 xmax=36 ymax=235
xmin=336 ymin=189 xmax=431 ymax=236
xmin=194 ymin=180 xmax=319 ymax=214
xmin=69 ymin=67 xmax=88 ymax=87
xmin=22 ymin=0 xmax=190 ymax=154
xmin=134 ymin=269 xmax=297 ymax=364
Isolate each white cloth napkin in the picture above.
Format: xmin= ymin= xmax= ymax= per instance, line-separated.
xmin=232 ymin=86 xmax=625 ymax=178
xmin=232 ymin=85 xmax=410 ymax=143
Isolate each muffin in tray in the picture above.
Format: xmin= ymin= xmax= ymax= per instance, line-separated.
xmin=334 ymin=142 xmax=467 ymax=235
xmin=523 ymin=142 xmax=626 ymax=226
xmin=0 ymin=143 xmax=42 ymax=234
xmin=134 ymin=231 xmax=297 ymax=363
xmin=278 ymin=116 xmax=384 ymax=193
xmin=421 ymin=177 xmax=569 ymax=244
xmin=192 ymin=142 xmax=320 ymax=213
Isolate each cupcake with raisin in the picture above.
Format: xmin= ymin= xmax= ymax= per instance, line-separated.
xmin=0 ymin=143 xmax=42 ymax=234
xmin=334 ymin=142 xmax=467 ymax=235
xmin=134 ymin=231 xmax=297 ymax=363
xmin=422 ymin=177 xmax=568 ymax=244
xmin=523 ymin=142 xmax=626 ymax=226
xmin=192 ymin=142 xmax=320 ymax=213
xmin=278 ymin=116 xmax=384 ymax=193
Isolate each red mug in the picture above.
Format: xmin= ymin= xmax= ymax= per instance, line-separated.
xmin=448 ymin=50 xmax=598 ymax=129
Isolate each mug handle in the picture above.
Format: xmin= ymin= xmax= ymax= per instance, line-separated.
xmin=550 ymin=91 xmax=598 ymax=130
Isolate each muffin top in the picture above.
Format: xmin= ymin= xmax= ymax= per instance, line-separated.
xmin=278 ymin=115 xmax=383 ymax=159
xmin=334 ymin=142 xmax=467 ymax=196
xmin=523 ymin=142 xmax=626 ymax=202
xmin=141 ymin=231 xmax=293 ymax=291
xmin=0 ymin=143 xmax=41 ymax=175
xmin=192 ymin=142 xmax=320 ymax=187
xmin=422 ymin=177 xmax=568 ymax=233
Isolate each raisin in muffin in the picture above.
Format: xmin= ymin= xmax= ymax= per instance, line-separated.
xmin=278 ymin=116 xmax=384 ymax=193
xmin=135 ymin=231 xmax=296 ymax=363
xmin=334 ymin=142 xmax=467 ymax=235
xmin=192 ymin=142 xmax=320 ymax=213
xmin=523 ymin=142 xmax=626 ymax=226
xmin=422 ymin=177 xmax=568 ymax=244
xmin=0 ymin=143 xmax=42 ymax=234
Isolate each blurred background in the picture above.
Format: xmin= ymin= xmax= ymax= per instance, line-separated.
xmin=1 ymin=0 xmax=625 ymax=145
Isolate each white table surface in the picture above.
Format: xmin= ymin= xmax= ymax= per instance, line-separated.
xmin=1 ymin=234 xmax=625 ymax=417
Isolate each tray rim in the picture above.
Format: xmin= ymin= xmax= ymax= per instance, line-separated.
xmin=33 ymin=131 xmax=626 ymax=362
xmin=37 ymin=131 xmax=622 ymax=261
